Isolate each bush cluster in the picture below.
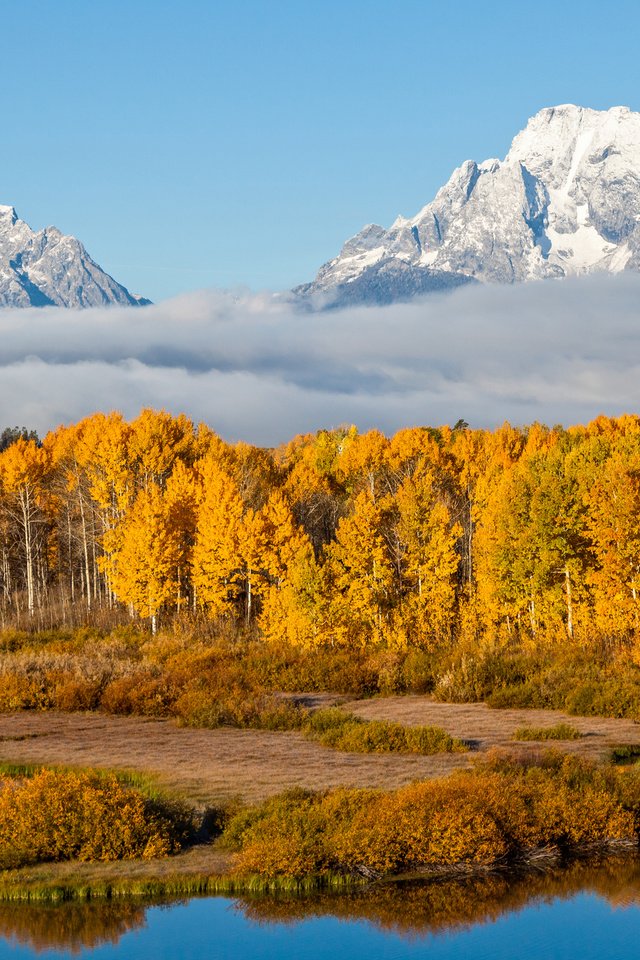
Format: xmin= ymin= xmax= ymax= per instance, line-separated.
xmin=0 ymin=769 xmax=184 ymax=870
xmin=303 ymin=708 xmax=467 ymax=755
xmin=434 ymin=642 xmax=640 ymax=720
xmin=4 ymin=627 xmax=640 ymax=730
xmin=224 ymin=754 xmax=638 ymax=881
xmin=512 ymin=724 xmax=582 ymax=742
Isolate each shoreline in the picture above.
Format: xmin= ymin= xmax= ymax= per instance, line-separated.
xmin=1 ymin=839 xmax=638 ymax=904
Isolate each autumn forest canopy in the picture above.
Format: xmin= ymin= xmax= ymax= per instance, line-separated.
xmin=1 ymin=408 xmax=640 ymax=657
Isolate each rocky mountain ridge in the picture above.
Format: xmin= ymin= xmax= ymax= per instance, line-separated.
xmin=297 ymin=105 xmax=640 ymax=307
xmin=0 ymin=205 xmax=149 ymax=308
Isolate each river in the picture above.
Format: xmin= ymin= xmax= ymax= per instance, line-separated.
xmin=0 ymin=858 xmax=639 ymax=958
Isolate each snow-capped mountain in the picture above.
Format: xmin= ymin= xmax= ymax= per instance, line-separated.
xmin=0 ymin=205 xmax=149 ymax=307
xmin=297 ymin=105 xmax=640 ymax=307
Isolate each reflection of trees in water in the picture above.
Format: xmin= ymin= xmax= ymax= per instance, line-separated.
xmin=2 ymin=858 xmax=640 ymax=952
xmin=237 ymin=856 xmax=640 ymax=940
xmin=0 ymin=899 xmax=150 ymax=955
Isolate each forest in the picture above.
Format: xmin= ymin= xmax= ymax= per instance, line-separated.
xmin=1 ymin=409 xmax=639 ymax=643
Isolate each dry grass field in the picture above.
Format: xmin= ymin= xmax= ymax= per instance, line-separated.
xmin=0 ymin=697 xmax=638 ymax=810
xmin=0 ymin=709 xmax=470 ymax=807
xmin=343 ymin=698 xmax=640 ymax=762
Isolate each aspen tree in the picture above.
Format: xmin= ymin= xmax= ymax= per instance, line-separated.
xmin=128 ymin=409 xmax=194 ymax=490
xmin=257 ymin=491 xmax=320 ymax=645
xmin=163 ymin=460 xmax=198 ymax=612
xmin=191 ymin=457 xmax=245 ymax=617
xmin=579 ymin=444 xmax=640 ymax=635
xmin=108 ymin=482 xmax=180 ymax=633
xmin=0 ymin=439 xmax=50 ymax=616
xmin=393 ymin=468 xmax=461 ymax=646
xmin=325 ymin=491 xmax=393 ymax=645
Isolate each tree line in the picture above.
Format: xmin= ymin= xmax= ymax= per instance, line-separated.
xmin=1 ymin=409 xmax=639 ymax=647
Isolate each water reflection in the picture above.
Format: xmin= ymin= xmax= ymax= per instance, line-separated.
xmin=1 ymin=857 xmax=640 ymax=954
xmin=238 ymin=857 xmax=640 ymax=939
xmin=0 ymin=899 xmax=151 ymax=955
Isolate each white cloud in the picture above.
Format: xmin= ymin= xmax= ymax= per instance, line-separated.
xmin=1 ymin=274 xmax=640 ymax=443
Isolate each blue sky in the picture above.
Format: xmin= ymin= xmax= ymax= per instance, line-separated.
xmin=3 ymin=0 xmax=640 ymax=302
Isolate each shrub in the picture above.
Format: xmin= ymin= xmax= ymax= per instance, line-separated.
xmin=173 ymin=687 xmax=307 ymax=731
xmin=512 ymin=724 xmax=582 ymax=742
xmin=100 ymin=673 xmax=173 ymax=717
xmin=486 ymin=682 xmax=548 ymax=709
xmin=0 ymin=673 xmax=42 ymax=710
xmin=0 ymin=770 xmax=184 ymax=869
xmin=303 ymin=709 xmax=467 ymax=755
xmin=610 ymin=744 xmax=640 ymax=764
xmin=53 ymin=677 xmax=102 ymax=712
xmin=226 ymin=756 xmax=637 ymax=881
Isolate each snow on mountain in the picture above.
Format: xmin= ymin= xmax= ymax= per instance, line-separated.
xmin=297 ymin=105 xmax=640 ymax=307
xmin=0 ymin=205 xmax=149 ymax=307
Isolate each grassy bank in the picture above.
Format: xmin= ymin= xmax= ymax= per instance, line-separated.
xmin=2 ymin=751 xmax=640 ymax=902
xmin=5 ymin=857 xmax=640 ymax=956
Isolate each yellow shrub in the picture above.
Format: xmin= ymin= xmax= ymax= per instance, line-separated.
xmin=228 ymin=759 xmax=639 ymax=881
xmin=0 ymin=673 xmax=43 ymax=710
xmin=0 ymin=770 xmax=182 ymax=869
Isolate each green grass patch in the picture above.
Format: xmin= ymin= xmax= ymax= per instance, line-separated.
xmin=512 ymin=724 xmax=582 ymax=742
xmin=610 ymin=744 xmax=640 ymax=764
xmin=302 ymin=708 xmax=468 ymax=755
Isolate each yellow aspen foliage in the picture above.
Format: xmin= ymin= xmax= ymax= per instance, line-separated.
xmin=335 ymin=429 xmax=388 ymax=499
xmin=230 ymin=441 xmax=279 ymax=509
xmin=192 ymin=422 xmax=233 ymax=463
xmin=259 ymin=542 xmax=323 ymax=647
xmin=393 ymin=468 xmax=461 ymax=647
xmin=127 ymin=409 xmax=195 ymax=489
xmin=162 ymin=460 xmax=199 ymax=611
xmin=324 ymin=491 xmax=393 ymax=645
xmin=473 ymin=466 xmax=527 ymax=632
xmin=0 ymin=439 xmax=50 ymax=615
xmin=582 ymin=451 xmax=640 ymax=635
xmin=257 ymin=491 xmax=321 ymax=646
xmin=12 ymin=407 xmax=640 ymax=654
xmin=282 ymin=458 xmax=334 ymax=504
xmin=236 ymin=507 xmax=268 ymax=623
xmin=0 ymin=437 xmax=49 ymax=497
xmin=191 ymin=457 xmax=245 ymax=617
xmin=108 ymin=482 xmax=181 ymax=632
xmin=312 ymin=425 xmax=357 ymax=480
xmin=474 ymin=448 xmax=586 ymax=641
xmin=74 ymin=413 xmax=133 ymax=520
xmin=385 ymin=427 xmax=445 ymax=483
xmin=258 ymin=491 xmax=310 ymax=584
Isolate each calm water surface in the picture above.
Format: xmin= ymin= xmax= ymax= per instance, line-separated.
xmin=1 ymin=860 xmax=640 ymax=959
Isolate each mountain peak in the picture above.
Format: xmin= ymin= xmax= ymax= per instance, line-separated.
xmin=0 ymin=204 xmax=17 ymax=224
xmin=0 ymin=205 xmax=149 ymax=308
xmin=296 ymin=104 xmax=640 ymax=308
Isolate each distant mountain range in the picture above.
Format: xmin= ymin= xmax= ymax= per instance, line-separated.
xmin=4 ymin=104 xmax=640 ymax=310
xmin=296 ymin=104 xmax=640 ymax=308
xmin=0 ymin=205 xmax=149 ymax=308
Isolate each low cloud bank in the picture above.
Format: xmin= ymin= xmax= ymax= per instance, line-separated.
xmin=1 ymin=274 xmax=639 ymax=443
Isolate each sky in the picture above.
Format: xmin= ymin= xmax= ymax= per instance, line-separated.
xmin=3 ymin=0 xmax=640 ymax=302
